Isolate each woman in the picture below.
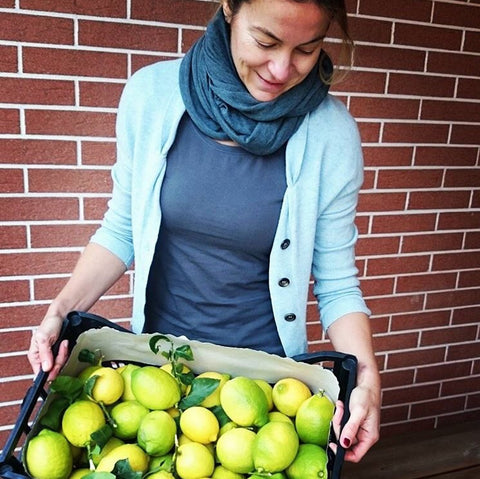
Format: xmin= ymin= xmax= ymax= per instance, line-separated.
xmin=28 ymin=0 xmax=380 ymax=462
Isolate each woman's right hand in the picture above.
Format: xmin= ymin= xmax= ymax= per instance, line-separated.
xmin=28 ymin=314 xmax=69 ymax=381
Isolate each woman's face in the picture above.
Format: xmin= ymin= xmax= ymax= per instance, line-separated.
xmin=224 ymin=0 xmax=330 ymax=102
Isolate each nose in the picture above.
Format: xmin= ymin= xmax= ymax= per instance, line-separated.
xmin=268 ymin=51 xmax=292 ymax=82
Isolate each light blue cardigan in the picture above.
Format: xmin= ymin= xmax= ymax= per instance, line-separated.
xmin=91 ymin=59 xmax=370 ymax=357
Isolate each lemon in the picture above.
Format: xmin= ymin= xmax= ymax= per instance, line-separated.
xmin=161 ymin=362 xmax=191 ymax=393
xmin=178 ymin=433 xmax=193 ymax=445
xmin=267 ymin=411 xmax=293 ymax=424
xmin=62 ymin=400 xmax=106 ymax=447
xmin=180 ymin=406 xmax=219 ymax=444
xmin=272 ymin=378 xmax=311 ymax=417
xmin=219 ymin=421 xmax=237 ymax=436
xmin=253 ymin=421 xmax=299 ymax=473
xmin=220 ymin=376 xmax=269 ymax=427
xmin=91 ymin=436 xmax=124 ymax=466
xmin=175 ymin=442 xmax=215 ymax=479
xmin=131 ymin=366 xmax=181 ymax=410
xmin=96 ymin=443 xmax=149 ymax=473
xmin=285 ymin=443 xmax=328 ymax=479
xmin=149 ymin=471 xmax=176 ymax=479
xmin=119 ymin=364 xmax=141 ymax=400
xmin=25 ymin=429 xmax=73 ymax=479
xmin=68 ymin=468 xmax=91 ymax=479
xmin=193 ymin=371 xmax=230 ymax=407
xmin=77 ymin=365 xmax=101 ymax=383
xmin=249 ymin=474 xmax=286 ymax=479
xmin=137 ymin=410 xmax=177 ymax=456
xmin=87 ymin=367 xmax=124 ymax=405
xmin=149 ymin=453 xmax=174 ymax=472
xmin=110 ymin=399 xmax=149 ymax=440
xmin=253 ymin=379 xmax=273 ymax=411
xmin=295 ymin=390 xmax=334 ymax=447
xmin=212 ymin=464 xmax=245 ymax=478
xmin=216 ymin=427 xmax=256 ymax=474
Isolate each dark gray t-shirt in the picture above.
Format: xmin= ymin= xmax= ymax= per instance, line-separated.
xmin=144 ymin=114 xmax=286 ymax=355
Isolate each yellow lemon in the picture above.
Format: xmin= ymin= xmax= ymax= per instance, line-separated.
xmin=148 ymin=471 xmax=176 ymax=479
xmin=212 ymin=464 xmax=245 ymax=478
xmin=119 ymin=364 xmax=141 ymax=400
xmin=175 ymin=442 xmax=215 ymax=479
xmin=90 ymin=436 xmax=124 ymax=466
xmin=180 ymin=406 xmax=219 ymax=444
xmin=267 ymin=411 xmax=293 ymax=424
xmin=295 ymin=390 xmax=334 ymax=447
xmin=62 ymin=400 xmax=106 ymax=447
xmin=137 ymin=410 xmax=177 ymax=456
xmin=87 ymin=367 xmax=124 ymax=405
xmin=285 ymin=443 xmax=328 ymax=479
xmin=220 ymin=376 xmax=269 ymax=427
xmin=216 ymin=427 xmax=256 ymax=474
xmin=131 ymin=366 xmax=181 ymax=410
xmin=193 ymin=371 xmax=230 ymax=408
xmin=25 ymin=429 xmax=73 ymax=479
xmin=68 ymin=468 xmax=91 ymax=479
xmin=110 ymin=400 xmax=149 ymax=440
xmin=161 ymin=362 xmax=191 ymax=393
xmin=272 ymin=378 xmax=311 ymax=417
xmin=252 ymin=421 xmax=299 ymax=473
xmin=253 ymin=379 xmax=273 ymax=411
xmin=96 ymin=443 xmax=149 ymax=473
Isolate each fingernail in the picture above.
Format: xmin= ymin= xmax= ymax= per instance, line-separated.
xmin=342 ymin=437 xmax=351 ymax=448
xmin=42 ymin=361 xmax=49 ymax=371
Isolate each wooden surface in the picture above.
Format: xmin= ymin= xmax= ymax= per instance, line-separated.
xmin=341 ymin=420 xmax=480 ymax=479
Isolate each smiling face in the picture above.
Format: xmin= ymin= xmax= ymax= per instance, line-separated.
xmin=223 ymin=0 xmax=331 ymax=102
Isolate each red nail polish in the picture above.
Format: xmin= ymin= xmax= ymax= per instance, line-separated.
xmin=343 ymin=437 xmax=351 ymax=448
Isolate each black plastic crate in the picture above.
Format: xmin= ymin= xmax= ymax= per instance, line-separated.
xmin=0 ymin=310 xmax=357 ymax=479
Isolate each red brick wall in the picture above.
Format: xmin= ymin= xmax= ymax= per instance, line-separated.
xmin=1 ymin=0 xmax=479 ymax=448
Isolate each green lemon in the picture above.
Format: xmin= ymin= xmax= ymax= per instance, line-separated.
xmin=212 ymin=464 xmax=245 ymax=478
xmin=25 ymin=429 xmax=73 ymax=479
xmin=62 ymin=400 xmax=106 ymax=447
xmin=285 ymin=443 xmax=328 ymax=479
xmin=253 ymin=379 xmax=273 ymax=411
xmin=96 ymin=443 xmax=149 ymax=473
xmin=249 ymin=474 xmax=286 ymax=479
xmin=220 ymin=376 xmax=269 ymax=427
xmin=253 ymin=421 xmax=299 ymax=473
xmin=110 ymin=399 xmax=149 ymax=440
xmin=180 ymin=406 xmax=219 ymax=444
xmin=216 ymin=427 xmax=256 ymax=474
xmin=131 ymin=366 xmax=181 ymax=410
xmin=272 ymin=378 xmax=312 ymax=417
xmin=175 ymin=442 xmax=215 ymax=479
xmin=267 ymin=411 xmax=293 ymax=424
xmin=119 ymin=364 xmax=141 ymax=400
xmin=137 ymin=410 xmax=177 ymax=456
xmin=295 ymin=390 xmax=334 ymax=447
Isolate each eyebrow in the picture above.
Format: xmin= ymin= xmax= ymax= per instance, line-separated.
xmin=251 ymin=26 xmax=326 ymax=46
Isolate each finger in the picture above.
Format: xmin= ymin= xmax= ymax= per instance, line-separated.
xmin=48 ymin=339 xmax=69 ymax=381
xmin=28 ymin=331 xmax=42 ymax=376
xmin=331 ymin=400 xmax=344 ymax=440
xmin=36 ymin=330 xmax=55 ymax=372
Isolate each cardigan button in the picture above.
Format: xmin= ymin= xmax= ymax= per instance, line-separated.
xmin=278 ymin=277 xmax=290 ymax=287
xmin=284 ymin=313 xmax=296 ymax=321
xmin=280 ymin=239 xmax=290 ymax=249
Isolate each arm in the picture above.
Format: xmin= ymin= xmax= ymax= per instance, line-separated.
xmin=28 ymin=242 xmax=127 ymax=379
xmin=327 ymin=312 xmax=381 ymax=462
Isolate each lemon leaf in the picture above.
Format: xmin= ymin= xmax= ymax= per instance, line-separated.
xmin=210 ymin=405 xmax=231 ymax=427
xmin=149 ymin=334 xmax=172 ymax=355
xmin=173 ymin=344 xmax=194 ymax=361
xmin=84 ymin=374 xmax=99 ymax=399
xmin=179 ymin=377 xmax=220 ymax=410
xmin=83 ymin=473 xmax=115 ymax=479
xmin=90 ymin=424 xmax=113 ymax=450
xmin=112 ymin=458 xmax=143 ymax=479
xmin=50 ymin=375 xmax=84 ymax=403
xmin=78 ymin=348 xmax=101 ymax=365
xmin=178 ymin=370 xmax=195 ymax=387
xmin=39 ymin=396 xmax=70 ymax=430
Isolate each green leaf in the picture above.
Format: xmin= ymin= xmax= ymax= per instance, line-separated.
xmin=149 ymin=334 xmax=171 ymax=355
xmin=78 ymin=348 xmax=100 ymax=365
xmin=112 ymin=458 xmax=143 ymax=479
xmin=49 ymin=375 xmax=84 ymax=403
xmin=39 ymin=397 xmax=70 ymax=430
xmin=90 ymin=424 xmax=113 ymax=450
xmin=210 ymin=405 xmax=231 ymax=428
xmin=173 ymin=344 xmax=194 ymax=361
xmin=82 ymin=473 xmax=115 ymax=479
xmin=178 ymin=370 xmax=195 ymax=387
xmin=84 ymin=374 xmax=99 ymax=399
xmin=178 ymin=377 xmax=220 ymax=410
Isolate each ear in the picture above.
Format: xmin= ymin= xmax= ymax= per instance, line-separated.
xmin=221 ymin=1 xmax=233 ymax=23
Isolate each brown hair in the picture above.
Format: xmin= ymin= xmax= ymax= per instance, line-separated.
xmin=221 ymin=0 xmax=354 ymax=83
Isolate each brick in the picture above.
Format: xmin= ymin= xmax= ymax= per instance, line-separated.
xmin=131 ymin=0 xmax=218 ymax=26
xmin=89 ymin=296 xmax=133 ymax=320
xmin=362 ymin=170 xmax=375 ymax=189
xmin=396 ymin=272 xmax=457 ymax=294
xmin=0 ymin=379 xmax=32 ymax=403
xmin=452 ymin=306 xmax=480 ymax=325
xmin=369 ymin=316 xmax=389 ymax=334
xmin=182 ymin=29 xmax=205 ymax=53
xmin=23 ymin=47 xmax=127 ymax=79
xmin=0 ymin=45 xmax=17 ymax=72
xmin=391 ymin=310 xmax=451 ymax=332
xmin=380 ymin=369 xmax=415 ymax=389
xmin=381 ymin=419 xmax=436 ymax=439
xmin=0 ymin=304 xmax=48 ymax=328
xmin=377 ymin=169 xmax=443 ymax=189
xmin=459 ymin=270 xmax=480 ymax=288
xmin=382 ymin=122 xmax=450 ymax=144
xmin=0 ymin=197 xmax=78 ymax=221
xmin=0 ymin=280 xmax=30 ymax=304
xmin=82 ymin=141 xmax=116 ymax=166
xmin=0 ymin=330 xmax=32 ymax=353
xmin=0 ymin=139 xmax=77 ymax=165
xmin=358 ymin=192 xmax=406 ymax=212
xmin=349 ymin=97 xmax=419 ymax=119
xmin=83 ymin=197 xmax=109 ymax=220
xmin=450 ymin=124 xmax=480 ymax=145
xmin=0 ymin=168 xmax=24 ymax=193
xmin=362 ymin=146 xmax=413 ymax=167
xmin=465 ymin=31 xmax=480 ymax=53
xmin=457 ymin=78 xmax=480 ymax=100
xmin=367 ymin=293 xmax=425 ymax=316
xmin=332 ymin=71 xmax=387 ymax=95
xmin=361 ymin=276 xmax=395 ymax=297
xmin=408 ymin=190 xmax=471 ymax=210
xmin=382 ymin=383 xmax=439 ymax=406
xmin=427 ymin=288 xmax=480 ymax=310
xmin=388 ymin=73 xmax=455 ymax=98
xmin=472 ymin=192 xmax=480 ymax=209
xmin=0 ymin=77 xmax=75 ymax=106
xmin=394 ymin=23 xmax=462 ymax=51
xmin=0 ymin=12 xmax=73 ymax=44
xmin=433 ymin=252 xmax=480 ymax=271
xmin=428 ymin=51 xmax=480 ymax=77
xmin=0 ymin=354 xmax=31 ymax=377
xmin=373 ymin=332 xmax=418 ymax=352
xmin=28 ymin=168 xmax=112 ymax=194
xmin=467 ymin=393 xmax=480 ymax=409
xmin=465 ymin=232 xmax=480 ymax=249
xmin=421 ymin=325 xmax=478 ymax=347
xmin=0 ymin=0 xmax=14 ymax=6
xmin=411 ymin=396 xmax=466 ymax=419
xmin=381 ymin=405 xmax=409 ymax=424
xmin=306 ymin=320 xmax=322 ymax=342
xmin=387 ymin=347 xmax=446 ymax=369
xmin=0 ymin=109 xmax=20 ymax=134
xmin=416 ymin=361 xmax=472 ymax=383
xmin=30 ymin=223 xmax=98 ymax=248
xmin=355 ymin=216 xmax=369 ymax=235
xmin=79 ymin=20 xmax=178 ymax=53
xmin=401 ymin=233 xmax=464 ymax=253
xmin=422 ymin=100 xmax=480 ymax=122
xmin=433 ymin=1 xmax=480 ymax=29
xmin=367 ymin=255 xmax=430 ymax=276
xmin=438 ymin=212 xmax=480 ymax=230
xmin=372 ymin=213 xmax=436 ymax=234
xmin=349 ymin=16 xmax=392 ymax=43
xmin=79 ymin=81 xmax=124 ymax=108
xmin=357 ymin=121 xmax=381 ymax=143
xmin=414 ymin=146 xmax=478 ymax=166
xmin=444 ymin=168 xmax=480 ymax=188
xmin=358 ymin=0 xmax=432 ymax=22
xmin=131 ymin=55 xmax=171 ymax=74
xmin=356 ymin=236 xmax=400 ymax=256
xmin=25 ymin=110 xmax=116 ymax=137
xmin=0 ymin=226 xmax=27 ymax=249
xmin=20 ymin=0 xmax=127 ymax=17
xmin=442 ymin=376 xmax=480 ymax=397
xmin=447 ymin=342 xmax=480 ymax=361
xmin=0 ymin=251 xmax=79 ymax=276
xmin=354 ymin=44 xmax=425 ymax=72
